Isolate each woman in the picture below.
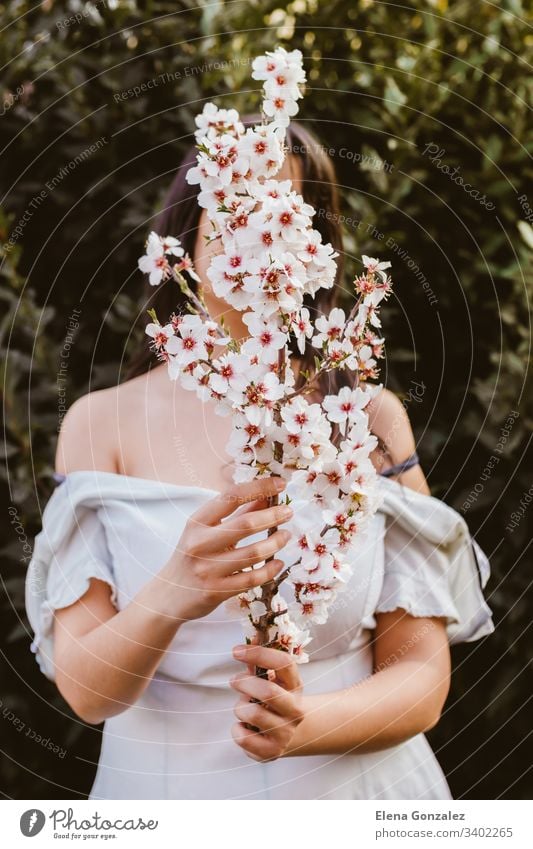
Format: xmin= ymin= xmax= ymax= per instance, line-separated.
xmin=26 ymin=120 xmax=494 ymax=800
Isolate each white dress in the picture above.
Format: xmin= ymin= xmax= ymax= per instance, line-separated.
xmin=25 ymin=470 xmax=494 ymax=800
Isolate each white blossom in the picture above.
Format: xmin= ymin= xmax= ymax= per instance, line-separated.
xmin=138 ymin=46 xmax=393 ymax=662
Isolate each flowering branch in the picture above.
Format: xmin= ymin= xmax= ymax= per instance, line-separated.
xmin=137 ymin=47 xmax=393 ymax=666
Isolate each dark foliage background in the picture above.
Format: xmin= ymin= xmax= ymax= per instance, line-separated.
xmin=1 ymin=0 xmax=531 ymax=799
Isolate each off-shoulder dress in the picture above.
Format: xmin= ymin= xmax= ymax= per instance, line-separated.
xmin=25 ymin=459 xmax=494 ymax=800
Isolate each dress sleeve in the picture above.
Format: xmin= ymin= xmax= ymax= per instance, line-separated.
xmin=25 ymin=479 xmax=118 ymax=681
xmin=366 ymin=478 xmax=495 ymax=645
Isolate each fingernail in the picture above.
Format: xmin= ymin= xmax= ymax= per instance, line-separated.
xmin=280 ymin=506 xmax=293 ymax=519
xmin=233 ymin=646 xmax=246 ymax=659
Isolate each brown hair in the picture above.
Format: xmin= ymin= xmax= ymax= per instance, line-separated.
xmin=126 ymin=117 xmax=345 ymax=389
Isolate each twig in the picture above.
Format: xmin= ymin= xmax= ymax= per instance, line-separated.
xmin=254 ymin=345 xmax=287 ymax=678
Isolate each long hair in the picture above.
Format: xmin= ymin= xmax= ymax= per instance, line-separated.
xmin=126 ymin=117 xmax=346 ymax=393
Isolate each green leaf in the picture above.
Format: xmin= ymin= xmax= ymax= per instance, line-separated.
xmin=383 ymin=75 xmax=407 ymax=116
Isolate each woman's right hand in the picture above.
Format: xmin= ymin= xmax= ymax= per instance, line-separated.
xmin=160 ymin=477 xmax=292 ymax=622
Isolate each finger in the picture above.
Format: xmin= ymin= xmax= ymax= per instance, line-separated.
xmin=190 ymin=478 xmax=286 ymax=526
xmin=232 ymin=644 xmax=301 ymax=691
xmin=231 ymin=497 xmax=270 ymax=518
xmin=230 ymin=672 xmax=300 ymax=720
xmin=187 ymin=526 xmax=289 ymax=580
xmin=223 ymin=557 xmax=285 ymax=592
xmin=222 ymin=528 xmax=291 ymax=570
xmin=200 ymin=503 xmax=293 ymax=554
xmin=234 ymin=700 xmax=289 ymax=735
xmin=217 ymin=497 xmax=274 ymax=532
xmin=231 ymin=722 xmax=280 ymax=762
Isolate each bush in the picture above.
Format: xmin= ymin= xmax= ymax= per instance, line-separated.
xmin=1 ymin=0 xmax=531 ymax=798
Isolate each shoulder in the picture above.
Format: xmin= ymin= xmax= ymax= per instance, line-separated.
xmin=55 ymin=387 xmax=117 ymax=475
xmin=55 ymin=377 xmax=145 ymax=475
xmin=367 ymin=387 xmax=430 ymax=495
xmin=367 ymin=387 xmax=412 ymax=453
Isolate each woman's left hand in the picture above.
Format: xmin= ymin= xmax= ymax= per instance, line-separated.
xmin=230 ymin=644 xmax=305 ymax=762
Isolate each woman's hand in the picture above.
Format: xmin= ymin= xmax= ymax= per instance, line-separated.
xmin=230 ymin=644 xmax=304 ymax=762
xmin=161 ymin=477 xmax=292 ymax=622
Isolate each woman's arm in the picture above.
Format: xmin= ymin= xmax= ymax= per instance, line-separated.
xmin=231 ymin=610 xmax=451 ymax=760
xmin=53 ymin=475 xmax=293 ymax=725
xmin=298 ymin=608 xmax=451 ymax=752
xmin=54 ymin=576 xmax=190 ymax=725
